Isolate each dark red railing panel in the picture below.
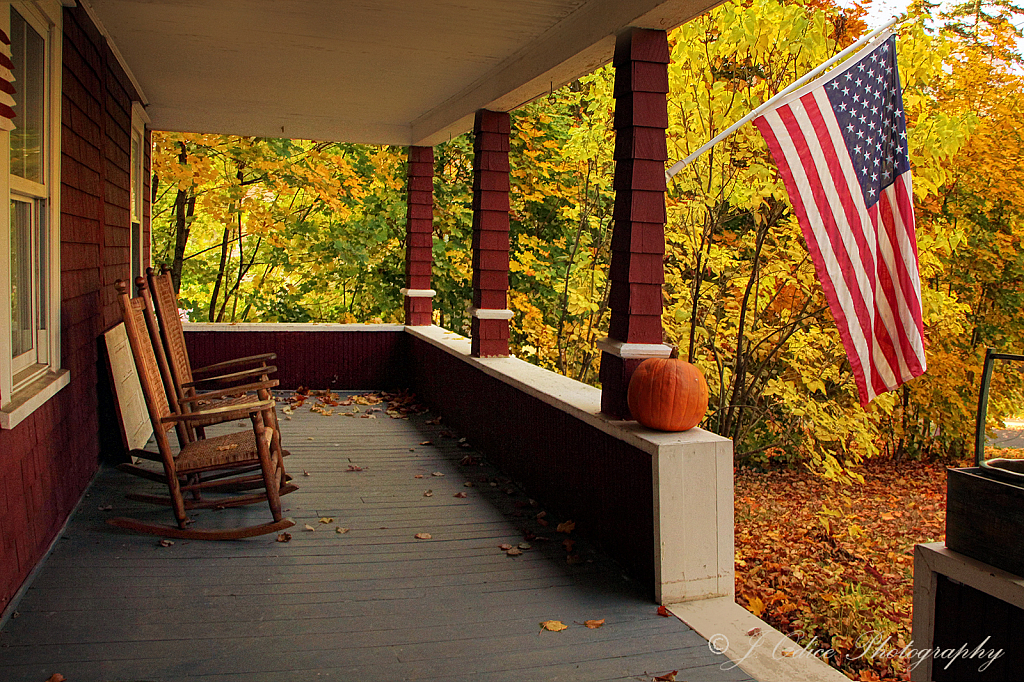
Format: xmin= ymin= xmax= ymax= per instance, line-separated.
xmin=408 ymin=336 xmax=655 ymax=590
xmin=183 ymin=328 xmax=411 ymax=390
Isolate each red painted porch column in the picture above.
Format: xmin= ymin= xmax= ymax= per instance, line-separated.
xmin=599 ymin=28 xmax=674 ymax=418
xmin=470 ymin=109 xmax=513 ymax=357
xmin=403 ymin=146 xmax=435 ymax=326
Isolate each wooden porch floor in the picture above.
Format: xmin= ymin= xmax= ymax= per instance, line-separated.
xmin=0 ymin=393 xmax=752 ymax=682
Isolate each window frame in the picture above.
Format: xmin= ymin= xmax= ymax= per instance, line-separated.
xmin=129 ymin=101 xmax=149 ymax=285
xmin=0 ymin=0 xmax=66 ymax=429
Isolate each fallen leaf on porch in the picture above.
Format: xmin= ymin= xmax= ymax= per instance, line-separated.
xmin=460 ymin=455 xmax=478 ymax=465
xmin=304 ymin=524 xmax=316 ymax=532
xmin=414 ymin=532 xmax=432 ymax=540
xmin=276 ymin=532 xmax=292 ymax=542
xmin=409 ymin=448 xmax=415 ymax=451
xmin=780 ymin=650 xmax=795 ymax=657
xmin=499 ymin=544 xmax=514 ymax=550
xmin=652 ymin=671 xmax=678 ymax=681
xmin=453 ymin=492 xmax=468 ymax=498
xmin=540 ymin=620 xmax=568 ymax=632
xmin=746 ymin=626 xmax=762 ymax=637
xmin=459 ymin=442 xmax=471 ymax=448
xmin=506 ymin=547 xmax=523 ymax=556
xmin=583 ymin=619 xmax=605 ymax=629
xmin=657 ymin=606 xmax=671 ymax=617
xmin=44 ymin=674 xmax=66 ymax=682
xmin=557 ymin=520 xmax=576 ymax=534
xmin=562 ymin=539 xmax=575 ymax=552
xmin=158 ymin=539 xmax=174 ymax=547
xmin=440 ymin=430 xmax=454 ymax=438
xmin=523 ymin=530 xmax=537 ymax=541
xmin=346 ymin=465 xmax=363 ymax=472
xmin=463 ymin=481 xmax=474 ymax=487
xmin=216 ymin=443 xmax=239 ymax=451
xmin=414 ymin=474 xmax=424 ymax=479
xmin=420 ymin=440 xmax=433 ymax=445
xmin=307 ymin=437 xmax=314 ymax=440
xmin=335 ymin=527 xmax=350 ymax=534
xmin=319 ymin=517 xmax=334 ymax=524
xmin=98 ymin=504 xmax=112 ymax=511
xmin=431 ymin=471 xmax=445 ymax=477
xmin=423 ymin=490 xmax=433 ymax=497
xmin=518 ymin=542 xmax=532 ymax=550
xmin=425 ymin=417 xmax=442 ymax=425
xmin=303 ymin=470 xmax=311 ymax=476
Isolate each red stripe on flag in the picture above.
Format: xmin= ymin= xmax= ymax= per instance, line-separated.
xmin=756 ymin=110 xmax=872 ymax=403
xmin=804 ymin=94 xmax=904 ymax=387
xmin=777 ymin=103 xmax=890 ymax=401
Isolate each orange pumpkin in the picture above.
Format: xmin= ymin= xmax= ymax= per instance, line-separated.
xmin=627 ymin=355 xmax=709 ymax=431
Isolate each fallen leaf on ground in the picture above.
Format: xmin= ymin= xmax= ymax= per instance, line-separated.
xmin=335 ymin=527 xmax=350 ymax=534
xmin=414 ymin=474 xmax=424 ymax=479
xmin=158 ymin=539 xmax=174 ymax=547
xmin=506 ymin=547 xmax=523 ymax=556
xmin=420 ymin=440 xmax=433 ymax=445
xmin=45 ymin=674 xmax=66 ymax=682
xmin=657 ymin=605 xmax=671 ymax=617
xmin=747 ymin=626 xmax=762 ymax=637
xmin=584 ymin=619 xmax=605 ymax=629
xmin=464 ymin=481 xmax=474 ymax=487
xmin=307 ymin=437 xmax=314 ymax=441
xmin=319 ymin=517 xmax=334 ymax=524
xmin=303 ymin=470 xmax=311 ymax=477
xmin=432 ymin=471 xmax=445 ymax=477
xmin=453 ymin=492 xmax=468 ymax=498
xmin=460 ymin=455 xmax=478 ymax=465
xmin=653 ymin=671 xmax=678 ymax=682
xmin=557 ymin=520 xmax=576 ymax=534
xmin=423 ymin=490 xmax=433 ymax=497
xmin=346 ymin=465 xmax=363 ymax=472
xmin=563 ymin=539 xmax=575 ymax=552
xmin=499 ymin=544 xmax=514 ymax=550
xmin=304 ymin=524 xmax=316 ymax=532
xmin=518 ymin=542 xmax=532 ymax=550
xmin=276 ymin=532 xmax=292 ymax=542
xmin=780 ymin=650 xmax=795 ymax=657
xmin=414 ymin=532 xmax=432 ymax=540
xmin=540 ymin=620 xmax=568 ymax=632
xmin=98 ymin=504 xmax=112 ymax=511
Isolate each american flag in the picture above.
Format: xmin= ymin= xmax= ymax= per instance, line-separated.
xmin=754 ymin=33 xmax=926 ymax=406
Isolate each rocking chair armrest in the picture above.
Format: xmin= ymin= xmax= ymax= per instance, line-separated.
xmin=191 ymin=353 xmax=277 ymax=377
xmin=160 ymin=399 xmax=275 ymax=424
xmin=181 ymin=365 xmax=277 ymax=388
xmin=178 ymin=379 xmax=280 ymax=404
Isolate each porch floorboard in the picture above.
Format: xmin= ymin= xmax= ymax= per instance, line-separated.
xmin=0 ymin=393 xmax=752 ymax=682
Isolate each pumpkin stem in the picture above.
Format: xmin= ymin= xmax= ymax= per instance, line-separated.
xmin=669 ymin=345 xmax=679 ymax=360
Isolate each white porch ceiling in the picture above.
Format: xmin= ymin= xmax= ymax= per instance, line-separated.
xmin=84 ymin=0 xmax=719 ymax=146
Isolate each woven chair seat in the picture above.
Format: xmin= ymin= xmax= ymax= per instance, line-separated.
xmin=176 ymin=428 xmax=274 ymax=474
xmin=186 ymin=394 xmax=263 ymax=428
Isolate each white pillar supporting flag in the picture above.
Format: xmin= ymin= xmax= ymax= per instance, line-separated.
xmin=753 ymin=33 xmax=927 ymax=406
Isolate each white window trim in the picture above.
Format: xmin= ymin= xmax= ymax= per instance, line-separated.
xmin=1 ymin=0 xmax=66 ymax=429
xmin=129 ymin=100 xmax=149 ymax=283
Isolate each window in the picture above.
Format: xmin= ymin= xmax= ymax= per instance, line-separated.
xmin=1 ymin=1 xmax=66 ymax=428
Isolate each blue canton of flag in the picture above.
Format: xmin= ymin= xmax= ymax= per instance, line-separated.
xmin=826 ymin=36 xmax=910 ymax=208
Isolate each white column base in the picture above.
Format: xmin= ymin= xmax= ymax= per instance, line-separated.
xmin=596 ymin=336 xmax=673 ymax=359
xmin=469 ymin=307 xmax=514 ymax=320
xmin=400 ymin=288 xmax=436 ymax=298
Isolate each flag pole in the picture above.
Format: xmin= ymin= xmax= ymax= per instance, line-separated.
xmin=665 ymin=16 xmax=903 ymax=181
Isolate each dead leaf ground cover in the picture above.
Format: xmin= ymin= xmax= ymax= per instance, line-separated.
xmin=734 ymin=457 xmax=968 ymax=681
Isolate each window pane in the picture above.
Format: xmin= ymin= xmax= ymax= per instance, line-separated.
xmin=10 ymin=8 xmax=45 ymax=183
xmin=11 ymin=200 xmax=33 ymax=358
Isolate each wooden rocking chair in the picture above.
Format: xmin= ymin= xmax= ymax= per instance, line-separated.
xmin=107 ymin=280 xmax=296 ymax=540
